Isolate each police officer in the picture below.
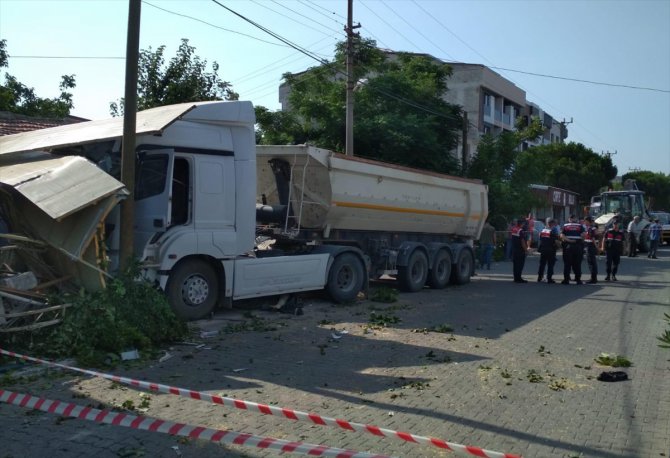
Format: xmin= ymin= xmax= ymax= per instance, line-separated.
xmin=561 ymin=214 xmax=585 ymax=285
xmin=537 ymin=218 xmax=559 ymax=283
xmin=511 ymin=217 xmax=529 ymax=283
xmin=601 ymin=218 xmax=624 ymax=281
xmin=583 ymin=216 xmax=599 ymax=283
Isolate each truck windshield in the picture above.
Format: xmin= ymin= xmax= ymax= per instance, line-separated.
xmin=602 ymin=194 xmax=645 ymax=218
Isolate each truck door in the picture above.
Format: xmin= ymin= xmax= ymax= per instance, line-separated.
xmin=134 ymin=149 xmax=175 ymax=256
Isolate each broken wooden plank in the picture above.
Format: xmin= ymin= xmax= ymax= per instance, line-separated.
xmin=0 ymin=291 xmax=47 ymax=306
xmin=33 ymin=275 xmax=72 ymax=291
xmin=0 ymin=319 xmax=62 ymax=332
xmin=0 ymin=233 xmax=47 ymax=246
xmin=0 ymin=285 xmax=46 ymax=300
xmin=0 ymin=303 xmax=73 ymax=319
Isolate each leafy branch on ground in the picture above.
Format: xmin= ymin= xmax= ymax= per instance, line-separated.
xmin=369 ymin=287 xmax=399 ymax=303
xmin=222 ymin=315 xmax=280 ymax=333
xmin=526 ymin=369 xmax=544 ymax=383
xmin=594 ymin=353 xmax=632 ymax=367
xmin=362 ymin=312 xmax=400 ymax=332
xmin=0 ymin=263 xmax=188 ymax=368
xmin=410 ymin=323 xmax=454 ymax=334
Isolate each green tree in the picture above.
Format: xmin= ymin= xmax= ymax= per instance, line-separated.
xmin=513 ymin=142 xmax=617 ymax=206
xmin=466 ymin=117 xmax=544 ymax=221
xmin=0 ymin=39 xmax=76 ymax=117
xmin=256 ymin=38 xmax=462 ymax=174
xmin=110 ymin=39 xmax=238 ymax=116
xmin=622 ymin=170 xmax=670 ymax=211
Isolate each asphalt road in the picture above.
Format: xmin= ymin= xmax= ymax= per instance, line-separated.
xmin=1 ymin=247 xmax=669 ymax=458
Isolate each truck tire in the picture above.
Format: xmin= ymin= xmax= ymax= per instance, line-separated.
xmin=428 ymin=249 xmax=451 ymax=289
xmin=326 ymin=253 xmax=365 ymax=303
xmin=166 ymin=259 xmax=219 ymax=321
xmin=398 ymin=249 xmax=428 ymax=292
xmin=451 ymin=249 xmax=473 ymax=285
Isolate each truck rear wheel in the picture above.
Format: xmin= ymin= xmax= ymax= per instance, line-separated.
xmin=326 ymin=253 xmax=365 ymax=303
xmin=451 ymin=249 xmax=473 ymax=285
xmin=398 ymin=249 xmax=428 ymax=292
xmin=428 ymin=249 xmax=452 ymax=289
xmin=166 ymin=259 xmax=219 ymax=321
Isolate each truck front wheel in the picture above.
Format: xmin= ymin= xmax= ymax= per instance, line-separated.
xmin=326 ymin=253 xmax=365 ymax=303
xmin=398 ymin=249 xmax=428 ymax=292
xmin=166 ymin=259 xmax=219 ymax=321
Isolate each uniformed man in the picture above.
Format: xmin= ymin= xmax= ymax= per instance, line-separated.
xmin=601 ymin=218 xmax=624 ymax=281
xmin=511 ymin=217 xmax=529 ymax=283
xmin=583 ymin=216 xmax=599 ymax=283
xmin=561 ymin=214 xmax=585 ymax=285
xmin=537 ymin=218 xmax=559 ymax=283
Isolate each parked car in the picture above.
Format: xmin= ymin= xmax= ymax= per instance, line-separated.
xmin=650 ymin=211 xmax=670 ymax=245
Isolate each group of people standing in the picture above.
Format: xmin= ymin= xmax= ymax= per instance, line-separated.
xmin=627 ymin=215 xmax=664 ymax=259
xmin=509 ymin=214 xmax=662 ymax=285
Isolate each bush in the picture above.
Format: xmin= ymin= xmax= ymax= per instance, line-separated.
xmin=1 ymin=264 xmax=188 ymax=368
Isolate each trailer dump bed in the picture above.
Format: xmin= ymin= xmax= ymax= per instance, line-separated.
xmin=256 ymin=145 xmax=487 ymax=239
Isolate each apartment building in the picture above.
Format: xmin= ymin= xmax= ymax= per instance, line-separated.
xmin=278 ymin=55 xmax=568 ymax=164
xmin=442 ymin=63 xmax=568 ymax=164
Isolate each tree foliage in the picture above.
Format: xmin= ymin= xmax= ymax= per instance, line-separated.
xmin=110 ymin=39 xmax=238 ymax=116
xmin=513 ymin=142 xmax=617 ymax=204
xmin=622 ymin=170 xmax=670 ymax=211
xmin=0 ymin=39 xmax=76 ymax=118
xmin=466 ymin=117 xmax=544 ymax=221
xmin=256 ymin=38 xmax=462 ymax=174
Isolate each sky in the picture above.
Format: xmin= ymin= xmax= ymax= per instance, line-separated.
xmin=1 ymin=0 xmax=669 ymax=175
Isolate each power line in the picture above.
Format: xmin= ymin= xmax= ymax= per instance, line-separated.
xmin=266 ymin=0 xmax=344 ymax=36
xmin=298 ymin=0 xmax=346 ymax=25
xmin=210 ymin=0 xmax=458 ymax=122
xmin=143 ymin=0 xmax=289 ymax=48
xmin=211 ymin=0 xmax=327 ymax=65
xmin=411 ymin=0 xmax=492 ymax=66
xmin=359 ymin=0 xmax=422 ymax=52
xmin=407 ymin=0 xmax=621 ymax=153
xmin=488 ymin=66 xmax=669 ymax=93
xmin=9 ymin=55 xmax=124 ymax=60
xmin=379 ymin=0 xmax=457 ymax=61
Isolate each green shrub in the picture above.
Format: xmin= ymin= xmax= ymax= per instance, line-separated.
xmin=1 ymin=263 xmax=188 ymax=368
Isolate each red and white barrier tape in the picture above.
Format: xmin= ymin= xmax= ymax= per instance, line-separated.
xmin=0 ymin=348 xmax=521 ymax=458
xmin=0 ymin=389 xmax=388 ymax=458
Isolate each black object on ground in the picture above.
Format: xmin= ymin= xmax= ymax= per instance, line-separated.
xmin=597 ymin=371 xmax=629 ymax=382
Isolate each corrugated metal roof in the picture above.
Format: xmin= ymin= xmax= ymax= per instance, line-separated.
xmin=0 ymin=112 xmax=87 ymax=136
xmin=0 ymin=102 xmax=199 ymax=156
xmin=0 ymin=155 xmax=127 ymax=220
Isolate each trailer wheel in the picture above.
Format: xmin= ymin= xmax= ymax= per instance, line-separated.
xmin=428 ymin=249 xmax=452 ymax=289
xmin=326 ymin=253 xmax=365 ymax=303
xmin=166 ymin=259 xmax=219 ymax=321
xmin=398 ymin=249 xmax=428 ymax=292
xmin=451 ymin=249 xmax=473 ymax=285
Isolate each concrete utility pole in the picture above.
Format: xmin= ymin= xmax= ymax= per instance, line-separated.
xmin=119 ymin=0 xmax=141 ymax=270
xmin=345 ymin=0 xmax=360 ymax=156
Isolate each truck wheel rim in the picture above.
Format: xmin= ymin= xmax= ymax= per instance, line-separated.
xmin=411 ymin=260 xmax=426 ymax=282
xmin=182 ymin=275 xmax=209 ymax=306
xmin=336 ymin=266 xmax=354 ymax=290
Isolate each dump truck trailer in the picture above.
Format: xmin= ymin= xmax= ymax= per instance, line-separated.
xmin=255 ymin=145 xmax=487 ymax=293
xmin=0 ymin=101 xmax=487 ymax=320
